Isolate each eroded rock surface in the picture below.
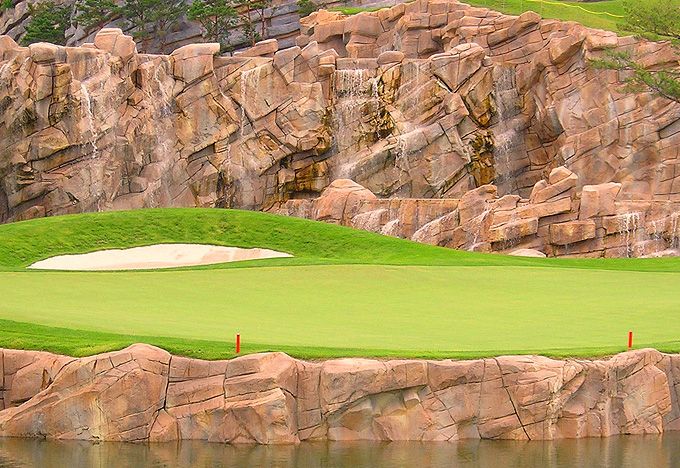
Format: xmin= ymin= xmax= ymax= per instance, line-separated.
xmin=275 ymin=167 xmax=680 ymax=257
xmin=0 ymin=344 xmax=679 ymax=442
xmin=0 ymin=0 xmax=678 ymax=259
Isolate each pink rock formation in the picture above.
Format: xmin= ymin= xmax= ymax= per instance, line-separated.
xmin=0 ymin=344 xmax=679 ymax=442
xmin=276 ymin=167 xmax=680 ymax=257
xmin=0 ymin=0 xmax=678 ymax=259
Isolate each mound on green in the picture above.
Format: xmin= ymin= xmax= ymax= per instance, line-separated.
xmin=0 ymin=208 xmax=679 ymax=360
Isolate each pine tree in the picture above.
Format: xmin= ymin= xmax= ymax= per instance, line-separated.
xmin=592 ymin=0 xmax=679 ymax=103
xmin=75 ymin=0 xmax=120 ymax=31
xmin=21 ymin=1 xmax=71 ymax=46
xmin=188 ymin=0 xmax=239 ymax=50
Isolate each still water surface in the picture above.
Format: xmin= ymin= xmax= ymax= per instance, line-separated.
xmin=0 ymin=435 xmax=679 ymax=468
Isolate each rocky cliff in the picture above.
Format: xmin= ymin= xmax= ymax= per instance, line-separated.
xmin=0 ymin=0 xmax=396 ymax=53
xmin=0 ymin=0 xmax=678 ymax=257
xmin=275 ymin=168 xmax=680 ymax=257
xmin=0 ymin=344 xmax=678 ymax=442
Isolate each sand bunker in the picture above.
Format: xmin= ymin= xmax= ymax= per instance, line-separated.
xmin=28 ymin=244 xmax=293 ymax=271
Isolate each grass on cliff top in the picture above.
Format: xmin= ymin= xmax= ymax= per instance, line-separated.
xmin=466 ymin=0 xmax=625 ymax=32
xmin=333 ymin=0 xmax=626 ymax=33
xmin=0 ymin=208 xmax=679 ymax=360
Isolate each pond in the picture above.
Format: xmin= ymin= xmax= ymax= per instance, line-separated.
xmin=0 ymin=435 xmax=678 ymax=467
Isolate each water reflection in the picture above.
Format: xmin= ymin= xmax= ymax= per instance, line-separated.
xmin=0 ymin=435 xmax=678 ymax=468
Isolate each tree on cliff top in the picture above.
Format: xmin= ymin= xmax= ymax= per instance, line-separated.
xmin=75 ymin=0 xmax=120 ymax=31
xmin=591 ymin=52 xmax=680 ymax=103
xmin=189 ymin=0 xmax=273 ymax=49
xmin=74 ymin=0 xmax=185 ymax=51
xmin=235 ymin=0 xmax=274 ymax=46
xmin=120 ymin=0 xmax=186 ymax=48
xmin=622 ymin=0 xmax=680 ymax=40
xmin=297 ymin=0 xmax=319 ymax=18
xmin=592 ymin=0 xmax=680 ymax=103
xmin=188 ymin=0 xmax=239 ymax=51
xmin=21 ymin=1 xmax=71 ymax=45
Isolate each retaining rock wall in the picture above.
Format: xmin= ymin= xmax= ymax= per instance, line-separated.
xmin=0 ymin=344 xmax=679 ymax=442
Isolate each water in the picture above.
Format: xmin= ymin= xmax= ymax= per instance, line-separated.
xmin=0 ymin=435 xmax=679 ymax=467
xmin=393 ymin=133 xmax=413 ymax=192
xmin=240 ymin=66 xmax=263 ymax=137
xmin=0 ymin=62 xmax=9 ymax=80
xmin=468 ymin=204 xmax=492 ymax=250
xmin=333 ymin=69 xmax=380 ymax=152
xmin=671 ymin=212 xmax=680 ymax=249
xmin=491 ymin=66 xmax=521 ymax=195
xmin=151 ymin=66 xmax=173 ymax=118
xmin=80 ymin=82 xmax=98 ymax=158
xmin=618 ymin=212 xmax=641 ymax=258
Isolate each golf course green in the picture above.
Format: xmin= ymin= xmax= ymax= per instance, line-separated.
xmin=0 ymin=208 xmax=679 ymax=359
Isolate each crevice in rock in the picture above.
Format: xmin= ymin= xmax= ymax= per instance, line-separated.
xmin=493 ymin=357 xmax=531 ymax=440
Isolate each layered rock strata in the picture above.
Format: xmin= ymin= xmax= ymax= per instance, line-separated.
xmin=0 ymin=344 xmax=678 ymax=442
xmin=274 ymin=167 xmax=680 ymax=257
xmin=0 ymin=0 xmax=678 ymax=259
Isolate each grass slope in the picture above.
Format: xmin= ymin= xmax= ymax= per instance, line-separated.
xmin=466 ymin=0 xmax=625 ymax=32
xmin=332 ymin=0 xmax=626 ymax=33
xmin=0 ymin=208 xmax=679 ymax=360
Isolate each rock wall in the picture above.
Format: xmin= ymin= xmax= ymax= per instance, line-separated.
xmin=0 ymin=344 xmax=679 ymax=442
xmin=0 ymin=0 xmax=397 ymax=53
xmin=274 ymin=167 xmax=680 ymax=257
xmin=0 ymin=0 xmax=678 ymax=258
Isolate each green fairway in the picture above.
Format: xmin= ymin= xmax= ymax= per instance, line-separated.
xmin=332 ymin=0 xmax=627 ymax=34
xmin=0 ymin=208 xmax=679 ymax=359
xmin=466 ymin=0 xmax=625 ymax=32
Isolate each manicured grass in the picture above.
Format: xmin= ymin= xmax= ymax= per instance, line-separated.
xmin=329 ymin=6 xmax=385 ymax=15
xmin=330 ymin=0 xmax=626 ymax=33
xmin=1 ymin=208 xmax=679 ymax=272
xmin=1 ymin=264 xmax=680 ymax=359
xmin=466 ymin=0 xmax=625 ymax=32
xmin=0 ymin=208 xmax=679 ymax=360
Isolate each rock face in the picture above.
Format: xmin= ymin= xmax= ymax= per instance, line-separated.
xmin=275 ymin=167 xmax=680 ymax=257
xmin=0 ymin=0 xmax=678 ymax=258
xmin=0 ymin=344 xmax=679 ymax=442
xmin=0 ymin=0 xmax=394 ymax=53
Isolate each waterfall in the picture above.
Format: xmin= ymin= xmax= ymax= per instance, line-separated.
xmin=333 ymin=69 xmax=380 ymax=151
xmin=225 ymin=143 xmax=234 ymax=188
xmin=0 ymin=62 xmax=9 ymax=80
xmin=491 ymin=66 xmax=521 ymax=195
xmin=395 ymin=135 xmax=411 ymax=172
xmin=617 ymin=212 xmax=641 ymax=258
xmin=468 ymin=205 xmax=493 ymax=250
xmin=671 ymin=213 xmax=680 ymax=249
xmin=152 ymin=67 xmax=172 ymax=117
xmin=650 ymin=219 xmax=659 ymax=240
xmin=80 ymin=83 xmax=98 ymax=158
xmin=240 ymin=66 xmax=263 ymax=137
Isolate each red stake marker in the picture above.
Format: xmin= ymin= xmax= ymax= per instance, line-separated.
xmin=628 ymin=331 xmax=633 ymax=350
xmin=236 ymin=334 xmax=241 ymax=354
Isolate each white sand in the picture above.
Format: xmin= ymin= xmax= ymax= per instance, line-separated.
xmin=28 ymin=244 xmax=293 ymax=271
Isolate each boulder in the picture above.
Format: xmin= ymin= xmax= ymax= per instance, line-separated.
xmin=236 ymin=39 xmax=279 ymax=58
xmin=459 ymin=185 xmax=497 ymax=225
xmin=550 ymin=220 xmax=597 ymax=245
xmin=377 ymin=50 xmax=405 ymax=65
xmin=312 ymin=179 xmax=377 ymax=224
xmin=93 ymin=28 xmax=136 ymax=62
xmin=0 ymin=344 xmax=170 ymax=441
xmin=170 ymin=43 xmax=220 ymax=83
xmin=579 ymin=183 xmax=621 ymax=219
